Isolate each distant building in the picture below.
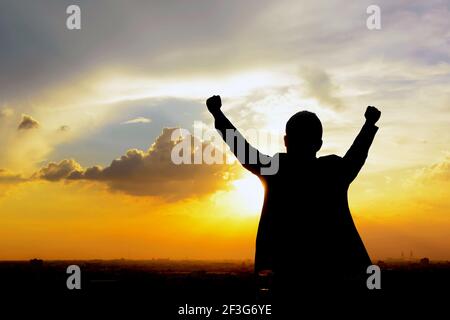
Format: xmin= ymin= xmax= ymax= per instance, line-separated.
xmin=420 ymin=257 xmax=430 ymax=265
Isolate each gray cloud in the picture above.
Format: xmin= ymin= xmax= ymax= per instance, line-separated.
xmin=35 ymin=159 xmax=82 ymax=181
xmin=0 ymin=0 xmax=272 ymax=102
xmin=35 ymin=128 xmax=239 ymax=199
xmin=18 ymin=114 xmax=40 ymax=130
xmin=1 ymin=0 xmax=448 ymax=117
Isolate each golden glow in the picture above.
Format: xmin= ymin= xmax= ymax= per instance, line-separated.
xmin=95 ymin=69 xmax=294 ymax=104
xmin=0 ymin=180 xmax=259 ymax=260
xmin=231 ymin=174 xmax=265 ymax=216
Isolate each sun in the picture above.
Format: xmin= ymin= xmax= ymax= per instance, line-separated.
xmin=231 ymin=173 xmax=265 ymax=216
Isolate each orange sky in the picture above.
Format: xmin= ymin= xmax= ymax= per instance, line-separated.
xmin=1 ymin=158 xmax=449 ymax=261
xmin=0 ymin=0 xmax=449 ymax=261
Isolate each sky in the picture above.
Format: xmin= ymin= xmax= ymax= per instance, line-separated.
xmin=0 ymin=0 xmax=449 ymax=260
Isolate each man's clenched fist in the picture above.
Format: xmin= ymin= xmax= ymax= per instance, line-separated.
xmin=206 ymin=95 xmax=222 ymax=114
xmin=365 ymin=106 xmax=381 ymax=125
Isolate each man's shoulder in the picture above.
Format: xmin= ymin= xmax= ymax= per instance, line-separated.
xmin=317 ymin=154 xmax=344 ymax=172
xmin=318 ymin=154 xmax=342 ymax=162
xmin=275 ymin=153 xmax=343 ymax=163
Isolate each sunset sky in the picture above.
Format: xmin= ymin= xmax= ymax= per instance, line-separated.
xmin=0 ymin=0 xmax=449 ymax=260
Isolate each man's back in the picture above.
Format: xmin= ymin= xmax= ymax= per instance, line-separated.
xmin=256 ymin=153 xmax=372 ymax=289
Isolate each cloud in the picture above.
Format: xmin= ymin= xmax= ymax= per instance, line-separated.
xmin=300 ymin=67 xmax=342 ymax=110
xmin=0 ymin=0 xmax=273 ymax=101
xmin=0 ymin=0 xmax=448 ymax=180
xmin=18 ymin=114 xmax=39 ymax=130
xmin=58 ymin=125 xmax=70 ymax=132
xmin=35 ymin=159 xmax=82 ymax=182
xmin=0 ymin=169 xmax=26 ymax=184
xmin=36 ymin=128 xmax=240 ymax=199
xmin=122 ymin=117 xmax=152 ymax=125
xmin=416 ymin=154 xmax=450 ymax=183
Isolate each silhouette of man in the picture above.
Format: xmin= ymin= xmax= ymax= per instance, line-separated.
xmin=206 ymin=95 xmax=380 ymax=301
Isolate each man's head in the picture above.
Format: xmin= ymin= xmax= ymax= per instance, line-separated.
xmin=284 ymin=111 xmax=323 ymax=157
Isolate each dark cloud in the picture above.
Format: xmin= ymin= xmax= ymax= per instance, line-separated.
xmin=18 ymin=114 xmax=40 ymax=130
xmin=1 ymin=0 xmax=448 ymax=105
xmin=0 ymin=0 xmax=272 ymax=102
xmin=35 ymin=159 xmax=82 ymax=181
xmin=36 ymin=128 xmax=240 ymax=199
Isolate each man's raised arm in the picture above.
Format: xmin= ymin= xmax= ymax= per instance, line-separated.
xmin=206 ymin=95 xmax=271 ymax=176
xmin=343 ymin=106 xmax=381 ymax=183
